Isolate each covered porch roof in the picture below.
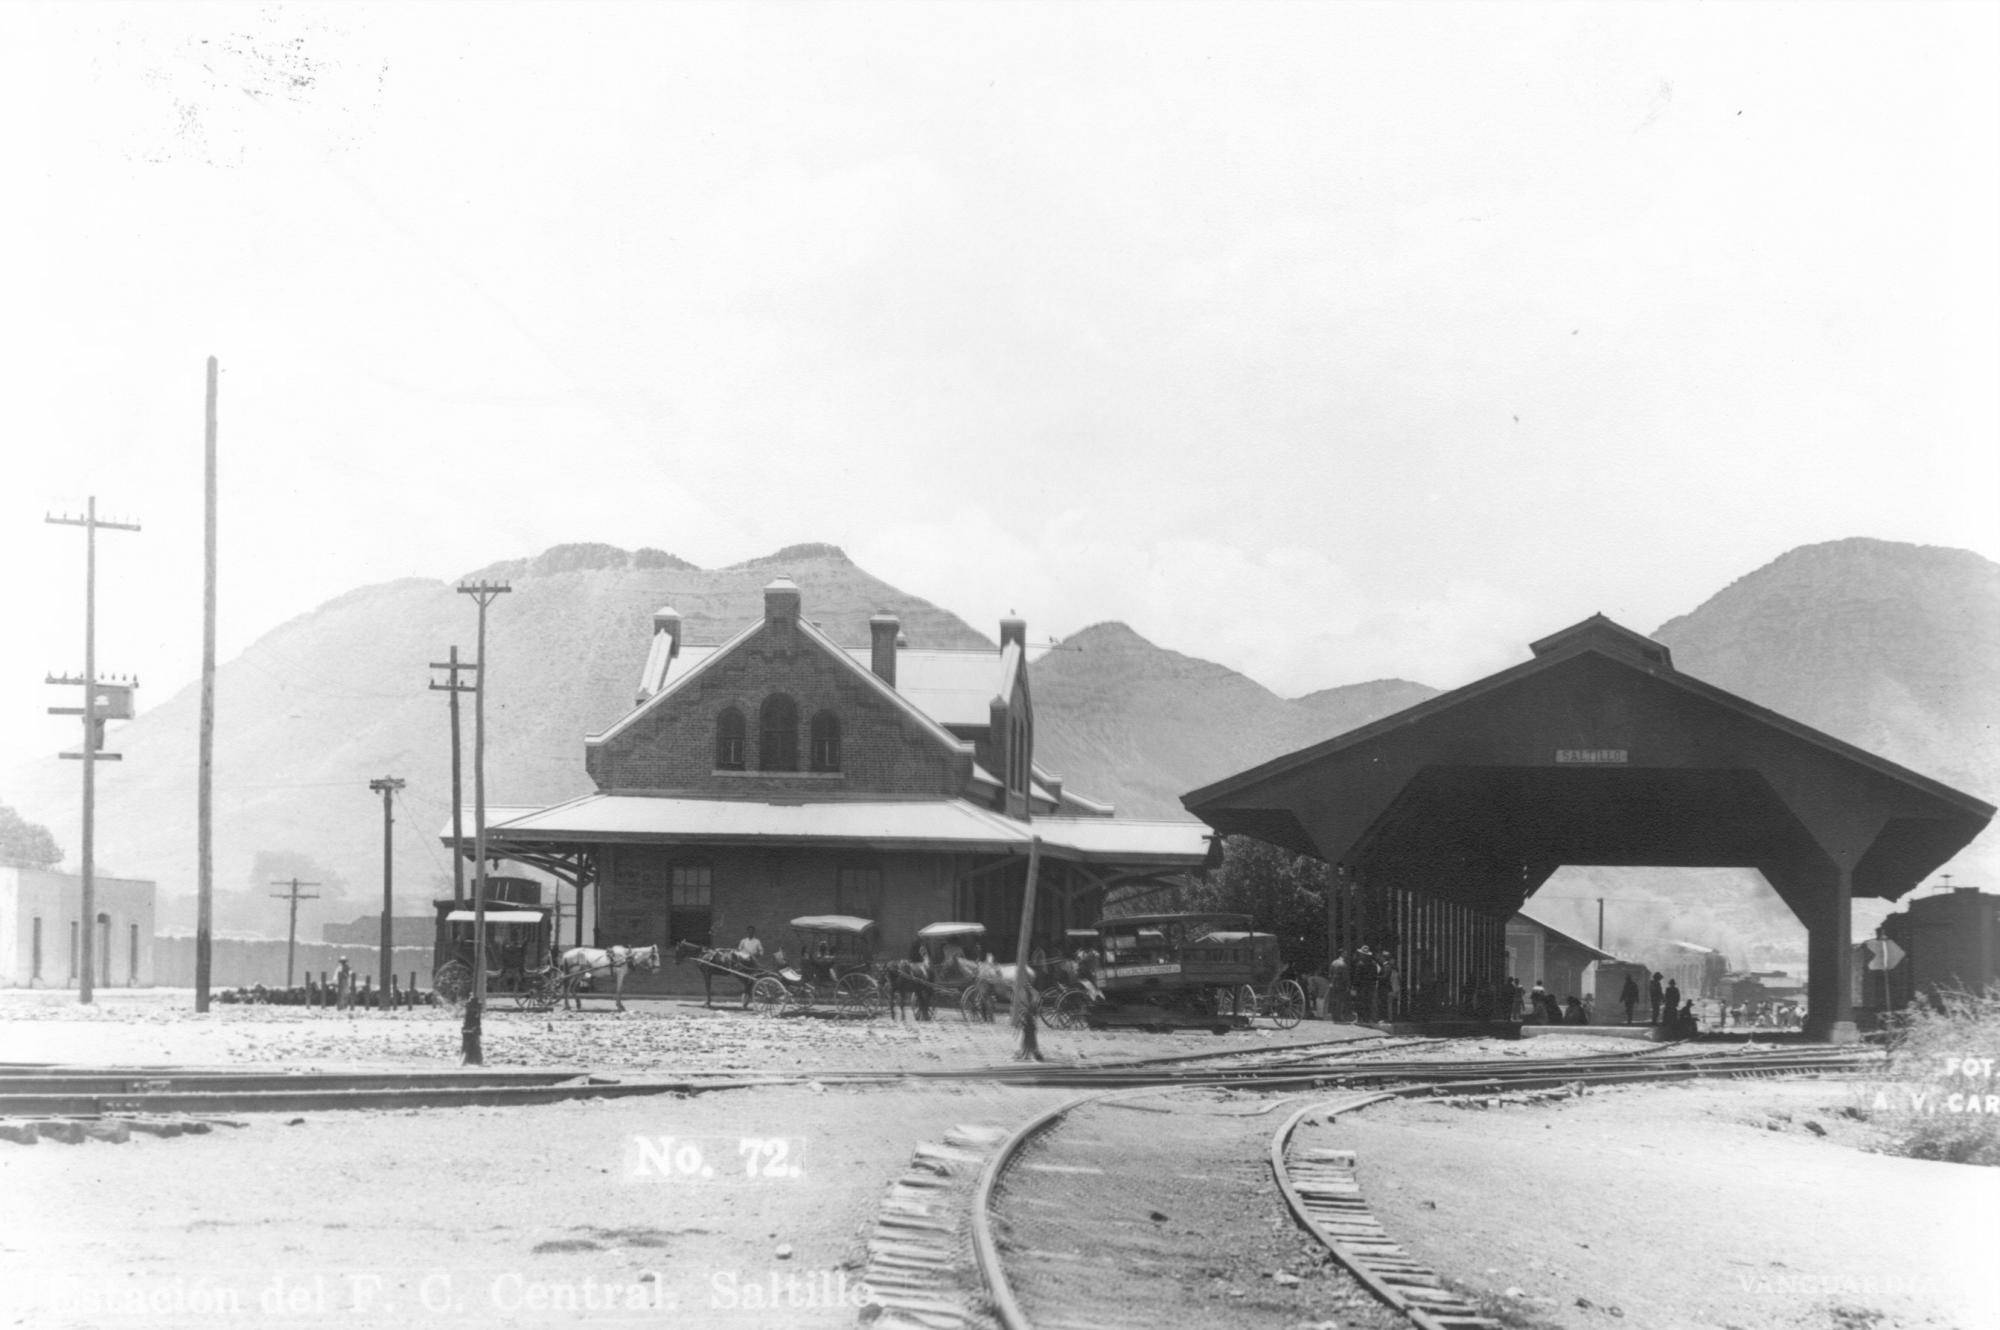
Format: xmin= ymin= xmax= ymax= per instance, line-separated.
xmin=439 ymin=795 xmax=1211 ymax=867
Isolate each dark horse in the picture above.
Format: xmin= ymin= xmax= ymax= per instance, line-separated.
xmin=675 ymin=939 xmax=760 ymax=1009
xmin=884 ymin=947 xmax=933 ymax=1021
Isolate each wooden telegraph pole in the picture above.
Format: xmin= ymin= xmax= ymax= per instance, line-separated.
xmin=1013 ymin=836 xmax=1044 ymax=1062
xmin=196 ymin=357 xmax=219 ymax=1011
xmin=428 ymin=647 xmax=474 ymax=906
xmin=369 ymin=776 xmax=405 ymax=1008
xmin=457 ymin=580 xmax=510 ymax=1065
xmin=45 ymin=497 xmax=141 ymax=1004
xmin=269 ymin=877 xmax=320 ymax=989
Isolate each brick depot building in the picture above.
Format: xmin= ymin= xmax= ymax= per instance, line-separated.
xmin=460 ymin=578 xmax=1208 ymax=980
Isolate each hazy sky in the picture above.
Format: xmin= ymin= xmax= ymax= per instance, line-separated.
xmin=4 ymin=2 xmax=1996 ymax=768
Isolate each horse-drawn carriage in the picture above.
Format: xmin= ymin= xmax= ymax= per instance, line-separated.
xmin=430 ymin=901 xmax=567 ymax=1010
xmin=430 ymin=889 xmax=664 ymax=1012
xmin=676 ymin=916 xmax=887 ymax=1019
xmin=1052 ymin=911 xmax=1306 ymax=1031
xmin=748 ymin=916 xmax=887 ymax=1018
xmin=901 ymin=922 xmax=1101 ymax=1024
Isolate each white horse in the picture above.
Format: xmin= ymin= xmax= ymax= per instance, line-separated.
xmin=940 ymin=953 xmax=1034 ymax=1022
xmin=559 ymin=944 xmax=662 ymax=1012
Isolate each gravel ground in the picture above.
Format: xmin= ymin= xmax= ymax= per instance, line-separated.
xmin=0 ymin=1078 xmax=1075 ymax=1330
xmin=1313 ymin=1078 xmax=1999 ymax=1330
xmin=10 ymin=994 xmax=1964 ymax=1330
xmin=0 ymin=989 xmax=1382 ymax=1075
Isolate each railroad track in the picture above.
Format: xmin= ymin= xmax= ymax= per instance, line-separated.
xmin=961 ymin=1047 xmax=1871 ymax=1330
xmin=0 ymin=1041 xmax=1872 ymax=1116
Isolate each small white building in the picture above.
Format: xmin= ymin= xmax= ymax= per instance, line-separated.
xmin=0 ymin=866 xmax=157 ymax=988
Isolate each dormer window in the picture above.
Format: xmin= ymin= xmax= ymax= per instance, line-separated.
xmin=715 ymin=708 xmax=746 ymax=770
xmin=759 ymin=694 xmax=799 ymax=772
xmin=810 ymin=711 xmax=842 ymax=772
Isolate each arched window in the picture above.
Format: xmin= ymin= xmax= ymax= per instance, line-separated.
xmin=759 ymin=694 xmax=799 ymax=771
xmin=810 ymin=711 xmax=842 ymax=772
xmin=715 ymin=708 xmax=746 ymax=770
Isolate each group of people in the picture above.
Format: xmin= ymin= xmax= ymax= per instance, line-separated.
xmin=1319 ymin=945 xmax=1397 ymax=1022
xmin=1515 ymin=978 xmax=1592 ymax=1025
xmin=1616 ymin=970 xmax=1701 ymax=1037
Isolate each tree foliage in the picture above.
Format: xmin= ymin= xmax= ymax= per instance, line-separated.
xmin=0 ymin=801 xmax=62 ymax=869
xmin=1181 ymin=835 xmax=1330 ymax=971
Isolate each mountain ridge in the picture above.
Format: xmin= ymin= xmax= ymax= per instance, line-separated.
xmin=3 ymin=536 xmax=1992 ymax=946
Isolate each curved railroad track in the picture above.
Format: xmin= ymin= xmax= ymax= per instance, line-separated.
xmin=965 ymin=1045 xmax=1873 ymax=1330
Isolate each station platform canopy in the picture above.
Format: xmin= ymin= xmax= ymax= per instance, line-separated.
xmin=1182 ymin=615 xmax=1994 ymax=1038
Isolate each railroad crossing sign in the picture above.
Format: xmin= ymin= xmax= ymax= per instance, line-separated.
xmin=1864 ymin=937 xmax=1905 ymax=970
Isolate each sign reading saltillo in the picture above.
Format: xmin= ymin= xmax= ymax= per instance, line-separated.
xmin=1182 ymin=614 xmax=1994 ymax=1041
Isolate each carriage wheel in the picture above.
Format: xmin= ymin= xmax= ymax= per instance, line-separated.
xmin=790 ymin=982 xmax=820 ymax=1014
xmin=1055 ymin=988 xmax=1093 ymax=1029
xmin=959 ymin=985 xmax=995 ymax=1023
xmin=835 ymin=973 xmax=882 ymax=1019
xmin=432 ymin=960 xmax=472 ymax=1007
xmin=1271 ymin=979 xmax=1307 ymax=1030
xmin=751 ymin=976 xmax=788 ymax=1017
xmin=1037 ymin=985 xmax=1070 ymax=1028
xmin=1232 ymin=984 xmax=1259 ymax=1019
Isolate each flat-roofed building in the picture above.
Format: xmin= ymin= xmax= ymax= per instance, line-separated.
xmin=0 ymin=865 xmax=155 ymax=988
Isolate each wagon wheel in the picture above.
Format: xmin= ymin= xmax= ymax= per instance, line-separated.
xmin=959 ymin=984 xmax=996 ymax=1023
xmin=432 ymin=960 xmax=472 ymax=1007
xmin=1055 ymin=988 xmax=1093 ymax=1029
xmin=1232 ymin=984 xmax=1259 ymax=1019
xmin=751 ymin=976 xmax=788 ymax=1017
xmin=1037 ymin=984 xmax=1071 ymax=1028
xmin=1270 ymin=979 xmax=1307 ymax=1030
xmin=835 ymin=973 xmax=882 ymax=1019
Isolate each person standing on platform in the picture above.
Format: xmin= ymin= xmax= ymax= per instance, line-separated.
xmin=1648 ymin=971 xmax=1665 ymax=1024
xmin=1565 ymin=995 xmax=1589 ymax=1025
xmin=1620 ymin=973 xmax=1640 ymax=1024
xmin=1327 ymin=950 xmax=1351 ymax=1021
xmin=1353 ymin=946 xmax=1379 ymax=1023
xmin=1662 ymin=977 xmax=1682 ymax=1027
xmin=1529 ymin=979 xmax=1549 ymax=1023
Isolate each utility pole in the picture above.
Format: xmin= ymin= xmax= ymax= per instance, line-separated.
xmin=197 ymin=357 xmax=219 ymax=1012
xmin=1597 ymin=897 xmax=1605 ymax=951
xmin=269 ymin=877 xmax=320 ymax=988
xmin=457 ymin=580 xmax=510 ymax=1065
xmin=428 ymin=647 xmax=475 ymax=906
xmin=369 ymin=777 xmax=405 ymax=1008
xmin=46 ymin=496 xmax=141 ymax=1004
xmin=1013 ymin=836 xmax=1044 ymax=1062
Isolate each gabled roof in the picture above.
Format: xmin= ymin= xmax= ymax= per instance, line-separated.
xmin=592 ymin=614 xmax=973 ymax=756
xmin=642 ymin=639 xmax=1049 ymax=729
xmin=1184 ymin=615 xmax=1993 ymax=819
xmin=1512 ymin=911 xmax=1619 ymax=963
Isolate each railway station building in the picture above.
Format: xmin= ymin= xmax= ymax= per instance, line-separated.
xmin=451 ymin=579 xmax=1209 ymax=985
xmin=1184 ymin=615 xmax=1993 ymax=1041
